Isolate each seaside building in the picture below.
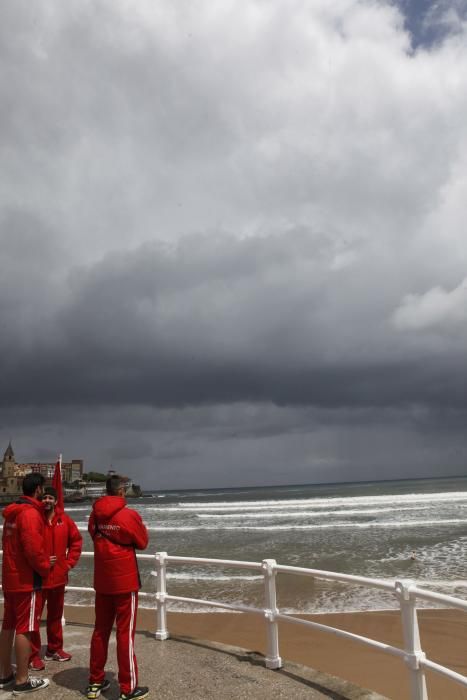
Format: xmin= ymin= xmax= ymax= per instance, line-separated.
xmin=82 ymin=471 xmax=134 ymax=498
xmin=1 ymin=443 xmax=138 ymax=499
xmin=0 ymin=442 xmax=84 ymax=496
xmin=0 ymin=442 xmax=22 ymax=495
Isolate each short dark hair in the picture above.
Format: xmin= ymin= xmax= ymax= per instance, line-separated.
xmin=44 ymin=486 xmax=57 ymax=499
xmin=106 ymin=475 xmax=124 ymax=496
xmin=22 ymin=473 xmax=45 ymax=496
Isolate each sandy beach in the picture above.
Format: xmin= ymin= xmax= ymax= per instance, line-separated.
xmin=51 ymin=605 xmax=467 ymax=699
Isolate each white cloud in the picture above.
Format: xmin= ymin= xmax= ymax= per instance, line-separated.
xmin=1 ymin=0 xmax=467 ymax=261
xmin=392 ymin=277 xmax=467 ymax=331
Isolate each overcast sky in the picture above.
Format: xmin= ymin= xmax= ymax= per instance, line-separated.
xmin=1 ymin=0 xmax=467 ymax=489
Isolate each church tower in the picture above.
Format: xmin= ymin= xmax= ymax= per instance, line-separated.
xmin=2 ymin=441 xmax=16 ymax=478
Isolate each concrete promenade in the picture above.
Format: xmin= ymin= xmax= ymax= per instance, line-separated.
xmin=0 ymin=623 xmax=387 ymax=700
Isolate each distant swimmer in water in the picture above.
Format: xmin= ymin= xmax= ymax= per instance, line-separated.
xmin=410 ymin=550 xmax=417 ymax=560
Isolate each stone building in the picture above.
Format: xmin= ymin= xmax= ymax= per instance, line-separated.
xmin=0 ymin=442 xmax=84 ymax=496
xmin=0 ymin=442 xmax=22 ymax=495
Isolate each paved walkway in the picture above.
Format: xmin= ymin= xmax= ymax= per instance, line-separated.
xmin=0 ymin=624 xmax=387 ymax=699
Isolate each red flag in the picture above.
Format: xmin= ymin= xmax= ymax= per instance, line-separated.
xmin=52 ymin=456 xmax=64 ymax=513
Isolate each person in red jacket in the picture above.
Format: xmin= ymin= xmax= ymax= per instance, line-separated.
xmin=29 ymin=486 xmax=83 ymax=670
xmin=0 ymin=473 xmax=51 ymax=695
xmin=87 ymin=475 xmax=149 ymax=700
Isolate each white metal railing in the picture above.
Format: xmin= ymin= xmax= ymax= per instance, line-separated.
xmin=149 ymin=553 xmax=467 ymax=700
xmin=2 ymin=545 xmax=467 ymax=699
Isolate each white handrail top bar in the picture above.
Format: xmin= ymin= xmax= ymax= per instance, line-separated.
xmin=275 ymin=612 xmax=405 ymax=659
xmin=2 ymin=550 xmax=467 ymax=611
xmin=64 ymin=586 xmax=94 ymax=593
xmin=65 ymin=585 xmax=153 ymax=598
xmin=166 ymin=555 xmax=263 ymax=570
xmin=78 ymin=551 xmax=155 ymax=561
xmin=409 ymin=586 xmax=467 ymax=612
xmin=421 ymin=658 xmax=467 ymax=687
xmin=77 ymin=526 xmax=159 ymax=534
xmin=165 ymin=594 xmax=265 ymax=616
xmin=275 ymin=564 xmax=394 ymax=591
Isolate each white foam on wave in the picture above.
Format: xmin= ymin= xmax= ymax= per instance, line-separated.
xmin=195 ymin=506 xmax=430 ymax=519
xmin=154 ymin=518 xmax=467 ymax=531
xmin=147 ymin=490 xmax=467 ymax=513
xmin=166 ymin=572 xmax=263 ymax=582
xmin=154 ymin=526 xmax=201 ymax=531
xmin=419 ymin=580 xmax=467 ymax=588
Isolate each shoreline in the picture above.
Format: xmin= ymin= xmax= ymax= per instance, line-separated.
xmin=53 ymin=604 xmax=467 ymax=699
xmin=62 ymin=601 xmax=452 ymax=615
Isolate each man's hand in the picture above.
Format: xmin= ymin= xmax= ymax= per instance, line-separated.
xmin=50 ymin=555 xmax=57 ymax=566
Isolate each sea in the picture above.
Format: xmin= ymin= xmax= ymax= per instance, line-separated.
xmin=64 ymin=476 xmax=467 ymax=613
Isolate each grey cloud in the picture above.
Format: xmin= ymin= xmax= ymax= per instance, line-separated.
xmin=1 ymin=401 xmax=465 ymax=488
xmin=107 ymin=438 xmax=155 ymax=462
xmin=154 ymin=447 xmax=199 ymax=461
xmin=1 ymin=230 xmax=467 ymax=413
xmin=1 ymin=0 xmax=467 ymax=486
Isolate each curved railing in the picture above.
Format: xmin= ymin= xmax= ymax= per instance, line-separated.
xmin=148 ymin=553 xmax=467 ymax=700
xmin=2 ymin=545 xmax=467 ymax=699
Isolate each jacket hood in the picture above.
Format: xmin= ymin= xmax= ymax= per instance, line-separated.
xmin=2 ymin=496 xmax=44 ymax=522
xmin=92 ymin=495 xmax=126 ymax=521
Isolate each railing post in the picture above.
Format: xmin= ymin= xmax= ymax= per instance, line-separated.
xmin=155 ymin=551 xmax=170 ymax=640
xmin=395 ymin=580 xmax=428 ymax=700
xmin=262 ymin=559 xmax=282 ymax=669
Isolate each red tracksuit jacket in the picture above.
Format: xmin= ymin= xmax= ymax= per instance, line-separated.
xmin=42 ymin=511 xmax=83 ymax=589
xmin=88 ymin=496 xmax=148 ymax=594
xmin=2 ymin=497 xmax=51 ymax=592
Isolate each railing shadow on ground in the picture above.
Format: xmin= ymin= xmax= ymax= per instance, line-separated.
xmin=170 ymin=635 xmax=360 ymax=700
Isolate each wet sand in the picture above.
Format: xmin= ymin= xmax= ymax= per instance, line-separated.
xmin=57 ymin=605 xmax=467 ymax=699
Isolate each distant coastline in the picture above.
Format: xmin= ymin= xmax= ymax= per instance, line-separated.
xmin=147 ymin=472 xmax=467 ymax=497
xmin=0 ymin=492 xmax=144 ymax=506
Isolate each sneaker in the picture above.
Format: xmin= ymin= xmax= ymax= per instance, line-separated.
xmin=29 ymin=658 xmax=45 ymax=671
xmin=44 ymin=649 xmax=72 ymax=662
xmin=12 ymin=677 xmax=49 ymax=695
xmin=0 ymin=673 xmax=15 ymax=688
xmin=86 ymin=680 xmax=111 ymax=699
xmin=119 ymin=688 xmax=149 ymax=700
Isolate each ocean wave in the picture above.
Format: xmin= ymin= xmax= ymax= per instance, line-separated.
xmin=195 ymin=506 xmax=430 ymax=519
xmin=144 ymin=491 xmax=467 ymax=512
xmin=419 ymin=580 xmax=467 ymax=588
xmin=166 ymin=572 xmax=263 ymax=582
xmin=153 ymin=518 xmax=467 ymax=531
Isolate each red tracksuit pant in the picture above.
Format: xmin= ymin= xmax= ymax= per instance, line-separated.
xmin=89 ymin=591 xmax=138 ymax=695
xmin=30 ymin=586 xmax=65 ymax=659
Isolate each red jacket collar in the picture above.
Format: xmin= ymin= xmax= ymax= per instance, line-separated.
xmin=17 ymin=495 xmax=45 ymax=512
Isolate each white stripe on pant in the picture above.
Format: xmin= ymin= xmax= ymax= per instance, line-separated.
xmin=129 ymin=591 xmax=136 ymax=691
xmin=29 ymin=591 xmax=36 ymax=632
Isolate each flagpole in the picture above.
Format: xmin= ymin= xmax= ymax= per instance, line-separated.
xmin=53 ymin=453 xmax=65 ymax=512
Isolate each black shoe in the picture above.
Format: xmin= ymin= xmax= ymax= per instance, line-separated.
xmin=12 ymin=677 xmax=49 ymax=695
xmin=87 ymin=679 xmax=111 ymax=699
xmin=119 ymin=688 xmax=149 ymax=700
xmin=0 ymin=672 xmax=15 ymax=688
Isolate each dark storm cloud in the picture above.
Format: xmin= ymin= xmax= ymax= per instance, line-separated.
xmin=1 ymin=231 xmax=466 ymax=413
xmin=107 ymin=438 xmax=155 ymax=462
